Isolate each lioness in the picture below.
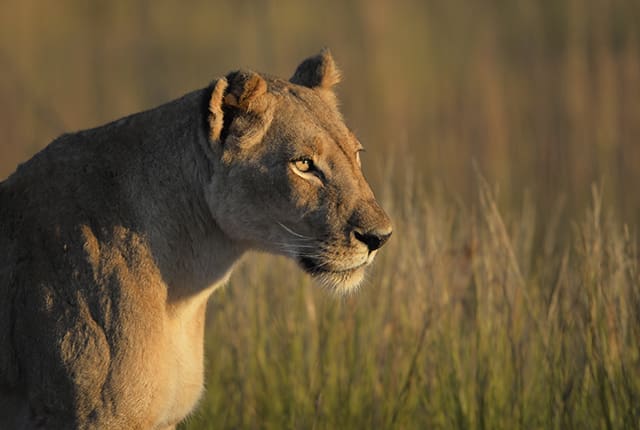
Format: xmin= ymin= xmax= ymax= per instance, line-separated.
xmin=0 ymin=50 xmax=392 ymax=429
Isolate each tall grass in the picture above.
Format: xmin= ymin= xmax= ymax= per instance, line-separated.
xmin=181 ymin=175 xmax=639 ymax=429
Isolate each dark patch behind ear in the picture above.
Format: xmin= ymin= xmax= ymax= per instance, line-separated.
xmin=290 ymin=48 xmax=341 ymax=89
xmin=219 ymin=105 xmax=239 ymax=144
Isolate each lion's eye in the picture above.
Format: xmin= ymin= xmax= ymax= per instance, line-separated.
xmin=294 ymin=159 xmax=314 ymax=173
xmin=291 ymin=157 xmax=324 ymax=184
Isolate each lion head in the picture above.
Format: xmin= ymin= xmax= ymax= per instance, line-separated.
xmin=205 ymin=49 xmax=392 ymax=293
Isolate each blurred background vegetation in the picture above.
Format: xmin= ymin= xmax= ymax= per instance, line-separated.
xmin=1 ymin=1 xmax=639 ymax=429
xmin=3 ymin=0 xmax=640 ymax=222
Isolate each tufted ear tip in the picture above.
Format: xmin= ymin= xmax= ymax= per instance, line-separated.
xmin=290 ymin=48 xmax=341 ymax=89
xmin=224 ymin=70 xmax=267 ymax=110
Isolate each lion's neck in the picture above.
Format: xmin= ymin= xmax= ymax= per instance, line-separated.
xmin=122 ymin=88 xmax=247 ymax=305
xmin=151 ymin=210 xmax=245 ymax=305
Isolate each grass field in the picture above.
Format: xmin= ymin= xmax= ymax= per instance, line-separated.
xmin=1 ymin=1 xmax=639 ymax=429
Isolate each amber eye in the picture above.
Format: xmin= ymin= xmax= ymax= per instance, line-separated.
xmin=294 ymin=158 xmax=314 ymax=173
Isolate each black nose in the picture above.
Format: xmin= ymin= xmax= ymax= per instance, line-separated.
xmin=354 ymin=228 xmax=392 ymax=252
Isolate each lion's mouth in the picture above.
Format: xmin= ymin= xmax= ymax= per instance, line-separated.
xmin=298 ymin=256 xmax=366 ymax=275
xmin=298 ymin=256 xmax=324 ymax=273
xmin=297 ymin=256 xmax=368 ymax=293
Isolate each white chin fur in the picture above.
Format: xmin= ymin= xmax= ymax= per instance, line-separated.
xmin=312 ymin=266 xmax=366 ymax=295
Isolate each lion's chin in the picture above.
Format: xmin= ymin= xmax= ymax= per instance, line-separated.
xmin=311 ymin=266 xmax=366 ymax=294
xmin=298 ymin=257 xmax=367 ymax=294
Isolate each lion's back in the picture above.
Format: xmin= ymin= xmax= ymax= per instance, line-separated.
xmin=0 ymin=131 xmax=126 ymax=391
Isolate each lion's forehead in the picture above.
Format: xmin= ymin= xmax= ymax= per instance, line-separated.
xmin=267 ymin=84 xmax=359 ymax=156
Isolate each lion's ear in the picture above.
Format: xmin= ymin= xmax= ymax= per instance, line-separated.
xmin=209 ymin=71 xmax=268 ymax=142
xmin=223 ymin=70 xmax=268 ymax=111
xmin=290 ymin=48 xmax=341 ymax=89
xmin=208 ymin=77 xmax=228 ymax=142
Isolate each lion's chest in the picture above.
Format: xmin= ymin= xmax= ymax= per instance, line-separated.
xmin=154 ymin=297 xmax=210 ymax=427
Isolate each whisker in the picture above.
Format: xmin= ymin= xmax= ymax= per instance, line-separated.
xmin=270 ymin=243 xmax=319 ymax=255
xmin=276 ymin=222 xmax=314 ymax=240
xmin=271 ymin=242 xmax=317 ymax=249
xmin=271 ymin=245 xmax=328 ymax=262
xmin=270 ymin=242 xmax=317 ymax=252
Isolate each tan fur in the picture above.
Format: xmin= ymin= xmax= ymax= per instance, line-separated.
xmin=207 ymin=77 xmax=228 ymax=142
xmin=0 ymin=50 xmax=391 ymax=429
